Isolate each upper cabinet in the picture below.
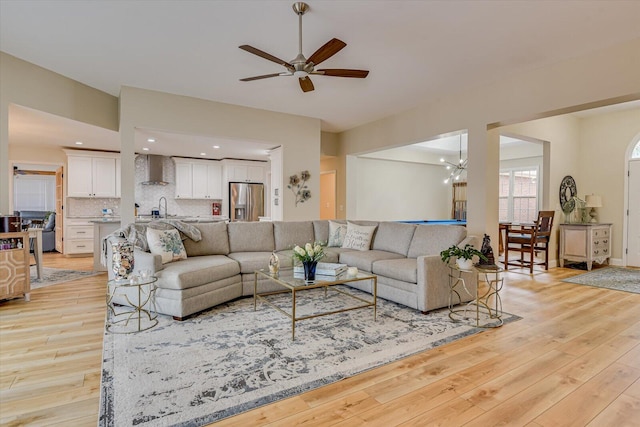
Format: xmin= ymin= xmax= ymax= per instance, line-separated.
xmin=65 ymin=151 xmax=118 ymax=198
xmin=173 ymin=158 xmax=222 ymax=199
xmin=224 ymin=160 xmax=265 ymax=183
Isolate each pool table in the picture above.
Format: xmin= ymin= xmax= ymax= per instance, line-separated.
xmin=398 ymin=219 xmax=467 ymax=226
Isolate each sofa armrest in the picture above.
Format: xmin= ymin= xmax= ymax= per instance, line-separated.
xmin=416 ymin=253 xmax=478 ymax=312
xmin=105 ymin=241 xmax=163 ymax=280
xmin=133 ymin=248 xmax=163 ymax=275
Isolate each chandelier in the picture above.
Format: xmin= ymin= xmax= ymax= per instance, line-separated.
xmin=441 ymin=134 xmax=467 ymax=184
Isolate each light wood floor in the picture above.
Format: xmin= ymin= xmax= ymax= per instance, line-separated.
xmin=1 ymin=253 xmax=639 ymax=426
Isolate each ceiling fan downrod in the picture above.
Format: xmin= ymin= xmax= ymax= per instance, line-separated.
xmin=292 ymin=2 xmax=311 ymax=77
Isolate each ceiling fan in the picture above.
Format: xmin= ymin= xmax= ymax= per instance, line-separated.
xmin=239 ymin=2 xmax=369 ymax=93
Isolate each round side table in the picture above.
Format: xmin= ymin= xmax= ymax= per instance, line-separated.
xmin=106 ymin=276 xmax=158 ymax=333
xmin=447 ymin=264 xmax=504 ymax=328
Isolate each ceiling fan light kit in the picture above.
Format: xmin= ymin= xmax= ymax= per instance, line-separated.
xmin=239 ymin=2 xmax=369 ymax=93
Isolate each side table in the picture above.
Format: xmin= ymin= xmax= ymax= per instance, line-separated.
xmin=106 ymin=276 xmax=158 ymax=333
xmin=447 ymin=264 xmax=504 ymax=328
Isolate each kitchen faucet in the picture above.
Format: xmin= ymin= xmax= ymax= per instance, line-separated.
xmin=158 ymin=196 xmax=168 ymax=219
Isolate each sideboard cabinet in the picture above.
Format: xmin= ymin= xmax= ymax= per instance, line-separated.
xmin=0 ymin=231 xmax=30 ymax=301
xmin=558 ymin=223 xmax=612 ymax=271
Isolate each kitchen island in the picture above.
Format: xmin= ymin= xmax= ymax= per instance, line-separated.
xmin=92 ymin=216 xmax=228 ymax=272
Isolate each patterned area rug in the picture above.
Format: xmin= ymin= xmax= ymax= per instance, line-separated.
xmin=99 ymin=286 xmax=520 ymax=426
xmin=30 ymin=267 xmax=99 ymax=289
xmin=562 ymin=267 xmax=640 ymax=294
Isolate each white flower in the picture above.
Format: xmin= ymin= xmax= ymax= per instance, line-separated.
xmin=305 ymin=242 xmax=313 ymax=253
xmin=294 ymin=246 xmax=306 ymax=257
xmin=313 ymin=244 xmax=322 ymax=253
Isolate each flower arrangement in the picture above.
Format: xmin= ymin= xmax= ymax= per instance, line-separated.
xmin=292 ymin=242 xmax=325 ymax=264
xmin=288 ymin=170 xmax=311 ymax=206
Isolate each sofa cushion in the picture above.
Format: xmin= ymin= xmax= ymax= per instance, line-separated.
xmin=373 ymin=258 xmax=418 ymax=284
xmin=372 ymin=222 xmax=416 ymax=256
xmin=156 ymin=255 xmax=240 ymax=290
xmin=228 ymin=222 xmax=274 ymax=252
xmin=339 ymin=249 xmax=405 ymax=272
xmin=312 ymin=220 xmax=328 ymax=243
xmin=228 ymin=252 xmax=273 ymax=274
xmin=342 ymin=221 xmax=377 ymax=251
xmin=328 ymin=220 xmax=348 ymax=247
xmin=407 ymin=225 xmax=467 ymax=258
xmin=323 ymin=247 xmax=355 ymax=263
xmin=146 ymin=228 xmax=187 ymax=264
xmin=273 ymin=221 xmax=315 ymax=251
xmin=183 ymin=222 xmax=229 ymax=256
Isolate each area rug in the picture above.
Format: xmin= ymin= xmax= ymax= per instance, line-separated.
xmin=30 ymin=267 xmax=99 ymax=289
xmin=563 ymin=267 xmax=640 ymax=294
xmin=99 ymin=286 xmax=520 ymax=427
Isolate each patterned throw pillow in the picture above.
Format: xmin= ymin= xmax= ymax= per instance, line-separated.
xmin=146 ymin=228 xmax=187 ymax=264
xmin=327 ymin=220 xmax=347 ymax=247
xmin=342 ymin=221 xmax=377 ymax=251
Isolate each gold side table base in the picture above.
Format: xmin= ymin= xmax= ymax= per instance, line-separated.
xmin=447 ymin=265 xmax=504 ymax=328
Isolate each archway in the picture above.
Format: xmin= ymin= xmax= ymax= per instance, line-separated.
xmin=625 ymin=136 xmax=640 ymax=266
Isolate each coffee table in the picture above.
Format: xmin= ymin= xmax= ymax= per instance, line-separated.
xmin=254 ymin=268 xmax=377 ymax=340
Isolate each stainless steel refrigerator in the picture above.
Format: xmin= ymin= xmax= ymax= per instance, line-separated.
xmin=229 ymin=182 xmax=264 ymax=221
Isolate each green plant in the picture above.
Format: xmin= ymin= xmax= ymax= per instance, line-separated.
xmin=440 ymin=244 xmax=487 ymax=264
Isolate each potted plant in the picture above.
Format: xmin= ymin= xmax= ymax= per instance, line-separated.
xmin=440 ymin=244 xmax=487 ymax=270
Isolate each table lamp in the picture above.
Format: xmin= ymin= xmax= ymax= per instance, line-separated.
xmin=585 ymin=194 xmax=602 ymax=223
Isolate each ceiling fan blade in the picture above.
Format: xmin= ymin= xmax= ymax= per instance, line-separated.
xmin=299 ymin=77 xmax=314 ymax=92
xmin=316 ymin=69 xmax=369 ymax=78
xmin=239 ymin=45 xmax=294 ymax=71
xmin=240 ymin=73 xmax=285 ymax=82
xmin=307 ymin=38 xmax=347 ymax=66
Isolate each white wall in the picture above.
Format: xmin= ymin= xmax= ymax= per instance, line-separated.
xmin=354 ymin=158 xmax=451 ymax=220
xmin=339 ymin=38 xmax=640 ymax=254
xmin=118 ymin=86 xmax=321 ymax=225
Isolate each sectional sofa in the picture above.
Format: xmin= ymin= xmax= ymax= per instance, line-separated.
xmin=106 ymin=220 xmax=479 ymax=320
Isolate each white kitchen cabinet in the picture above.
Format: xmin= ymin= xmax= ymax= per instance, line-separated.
xmin=174 ymin=159 xmax=222 ymax=199
xmin=66 ymin=153 xmax=117 ymax=198
xmin=224 ymin=160 xmax=265 ymax=183
xmin=64 ymin=219 xmax=93 ymax=255
xmin=559 ymin=223 xmax=612 ymax=271
xmin=174 ymin=161 xmax=193 ymax=199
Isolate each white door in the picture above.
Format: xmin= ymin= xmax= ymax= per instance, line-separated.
xmin=627 ymin=160 xmax=640 ymax=266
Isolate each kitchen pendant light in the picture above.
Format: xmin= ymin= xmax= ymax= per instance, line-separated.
xmin=441 ymin=134 xmax=467 ymax=184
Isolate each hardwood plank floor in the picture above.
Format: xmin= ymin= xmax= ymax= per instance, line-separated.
xmin=1 ymin=253 xmax=638 ymax=426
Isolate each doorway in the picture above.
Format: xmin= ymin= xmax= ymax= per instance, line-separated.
xmin=320 ymin=171 xmax=336 ymax=220
xmin=626 ymin=139 xmax=640 ymax=266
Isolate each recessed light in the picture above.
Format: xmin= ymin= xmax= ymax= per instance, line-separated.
xmin=75 ymin=141 xmax=83 ymax=145
xmin=143 ymin=147 xmax=150 ymax=151
xmin=200 ymin=152 xmax=206 ymax=156
xmin=213 ymin=145 xmax=220 ymax=149
xmin=147 ymin=138 xmax=156 ymax=143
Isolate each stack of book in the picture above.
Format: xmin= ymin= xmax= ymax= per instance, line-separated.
xmin=293 ymin=262 xmax=348 ymax=277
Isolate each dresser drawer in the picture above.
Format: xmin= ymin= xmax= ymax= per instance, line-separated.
xmin=592 ymin=228 xmax=609 ymax=238
xmin=66 ymin=239 xmax=93 ymax=254
xmin=67 ymin=226 xmax=94 ymax=239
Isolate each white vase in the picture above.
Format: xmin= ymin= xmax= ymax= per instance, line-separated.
xmin=456 ymin=258 xmax=473 ymax=270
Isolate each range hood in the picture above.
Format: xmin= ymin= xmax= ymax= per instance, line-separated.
xmin=141 ymin=154 xmax=169 ymax=185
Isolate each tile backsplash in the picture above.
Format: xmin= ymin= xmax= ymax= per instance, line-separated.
xmin=66 ymin=156 xmax=220 ymax=217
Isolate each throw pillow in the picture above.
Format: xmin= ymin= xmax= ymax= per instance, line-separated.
xmin=328 ymin=220 xmax=347 ymax=247
xmin=342 ymin=222 xmax=377 ymax=251
xmin=146 ymin=228 xmax=187 ymax=264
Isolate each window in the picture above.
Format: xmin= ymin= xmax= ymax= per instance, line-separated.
xmin=499 ymin=167 xmax=539 ymax=223
xmin=633 ymin=141 xmax=640 ymax=159
xmin=13 ymin=175 xmax=55 ymax=211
